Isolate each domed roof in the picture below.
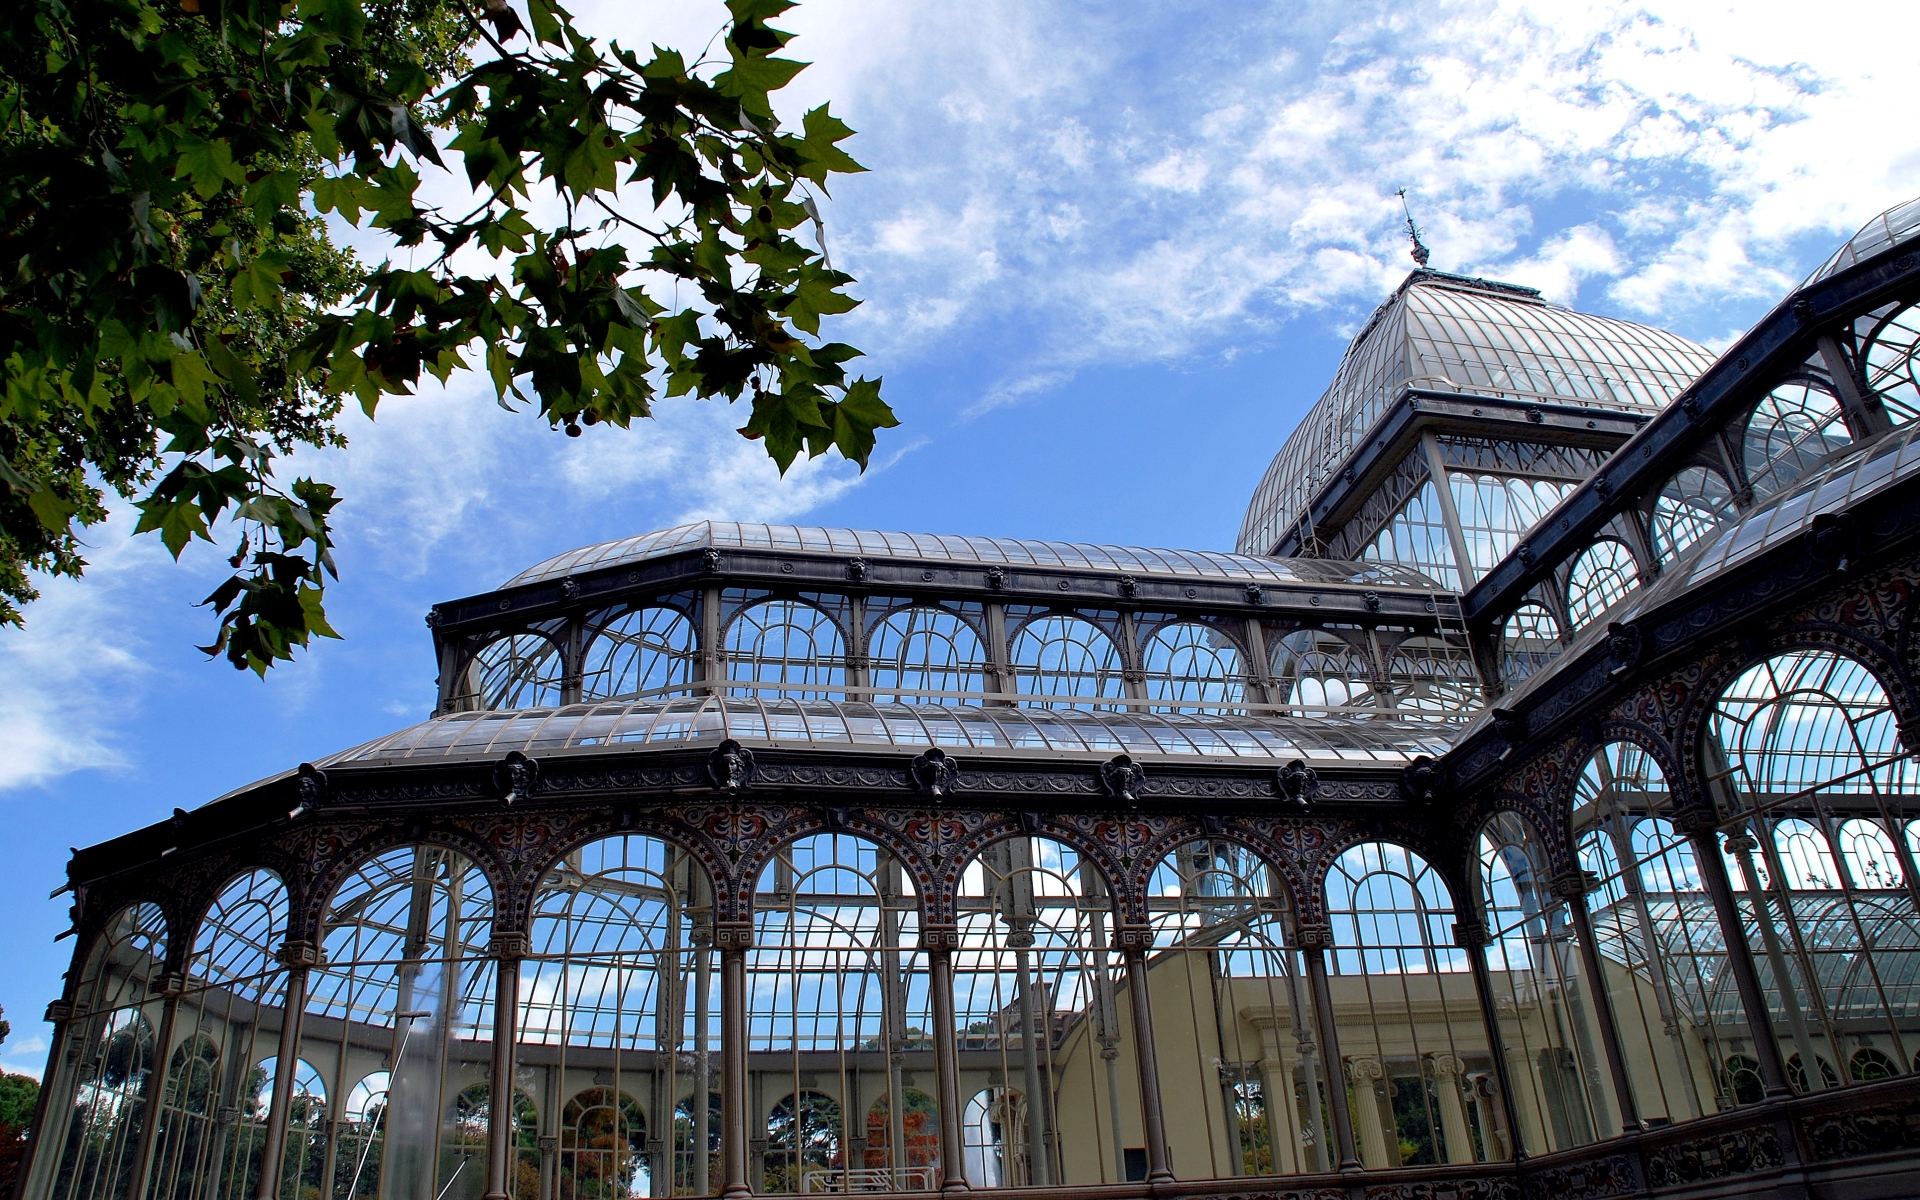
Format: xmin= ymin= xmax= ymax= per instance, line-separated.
xmin=1235 ymin=271 xmax=1715 ymax=556
xmin=1803 ymin=193 xmax=1920 ymax=287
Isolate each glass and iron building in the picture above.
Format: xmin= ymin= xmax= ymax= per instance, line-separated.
xmin=21 ymin=197 xmax=1920 ymax=1200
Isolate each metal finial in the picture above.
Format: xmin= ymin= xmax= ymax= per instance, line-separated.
xmin=1396 ymin=188 xmax=1431 ymax=268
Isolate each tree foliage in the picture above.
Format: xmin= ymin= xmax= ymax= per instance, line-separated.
xmin=0 ymin=0 xmax=892 ymax=672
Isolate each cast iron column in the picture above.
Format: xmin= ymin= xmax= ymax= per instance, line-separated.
xmin=126 ymin=974 xmax=185 ymax=1200
xmin=718 ymin=922 xmax=754 ymax=1199
xmin=1554 ymin=873 xmax=1642 ymax=1133
xmin=1116 ymin=926 xmax=1174 ymax=1183
xmin=1294 ymin=924 xmax=1360 ymax=1172
xmin=1676 ymin=809 xmax=1792 ymax=1097
xmin=1457 ymin=921 xmax=1527 ymax=1162
xmin=254 ymin=941 xmax=316 ymax=1200
xmin=924 ymin=926 xmax=968 ymax=1191
xmin=485 ymin=933 xmax=527 ymax=1200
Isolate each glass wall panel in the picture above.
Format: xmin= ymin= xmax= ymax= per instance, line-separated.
xmin=1006 ymin=616 xmax=1124 ymax=711
xmin=1137 ymin=621 xmax=1246 ymax=714
xmin=583 ymin=606 xmax=699 ymax=702
xmin=520 ymin=835 xmax=711 ymax=1197
xmin=1478 ymin=815 xmax=1618 ymax=1151
xmin=752 ymin=835 xmax=931 ymax=1192
xmin=954 ymin=838 xmax=1138 ymax=1186
xmin=1450 ymin=474 xmax=1576 ymax=583
xmin=300 ymin=847 xmax=495 ymax=1200
xmin=248 ymin=1058 xmax=326 ymax=1200
xmin=1574 ymin=745 xmax=1747 ymax=1125
xmin=151 ymin=870 xmax=289 ymax=1200
xmin=1863 ymin=302 xmax=1920 ymax=423
xmin=1382 ymin=635 xmax=1481 ymax=717
xmin=1270 ymin=628 xmax=1376 ymax=715
xmin=1652 ymin=466 xmax=1736 ymax=564
xmin=461 ymin=635 xmax=566 ymax=711
xmin=1325 ymin=845 xmax=1498 ymax=1168
xmin=1743 ymin=380 xmax=1851 ymax=501
xmin=1708 ymin=651 xmax=1920 ymax=1095
xmin=1565 ymin=539 xmax=1639 ymax=631
xmin=1361 ymin=481 xmax=1459 ymax=590
xmin=38 ymin=904 xmax=168 ymax=1200
xmin=725 ymin=600 xmax=847 ymax=700
xmin=1144 ymin=840 xmax=1324 ymax=1178
xmin=1499 ymin=604 xmax=1562 ymax=689
xmin=867 ymin=604 xmax=989 ymax=705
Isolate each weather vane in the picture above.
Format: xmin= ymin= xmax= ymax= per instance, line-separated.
xmin=1396 ymin=188 xmax=1432 ymax=268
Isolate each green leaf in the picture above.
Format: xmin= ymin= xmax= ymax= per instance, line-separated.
xmin=247 ymin=169 xmax=304 ymax=222
xmin=799 ymin=104 xmax=865 ymax=179
xmin=204 ymin=339 xmax=260 ymax=406
xmin=175 ymin=137 xmax=247 ymax=199
xmin=781 ymin=260 xmax=859 ymax=334
xmin=299 ymin=584 xmax=341 ymax=639
xmin=527 ymin=0 xmax=565 ymax=44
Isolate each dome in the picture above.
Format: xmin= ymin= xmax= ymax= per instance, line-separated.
xmin=1235 ymin=271 xmax=1715 ymax=556
xmin=1802 ymin=193 xmax=1920 ymax=287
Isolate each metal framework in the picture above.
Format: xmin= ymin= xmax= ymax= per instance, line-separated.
xmin=22 ymin=196 xmax=1920 ymax=1200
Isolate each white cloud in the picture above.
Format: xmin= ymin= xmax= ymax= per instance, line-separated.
xmin=0 ymin=509 xmax=171 ymax=791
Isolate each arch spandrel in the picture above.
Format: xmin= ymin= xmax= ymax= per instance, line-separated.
xmin=281 ymin=819 xmax=509 ymax=947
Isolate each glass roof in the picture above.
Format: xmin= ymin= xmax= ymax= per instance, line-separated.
xmin=317 ymin=696 xmax=1459 ymax=768
xmin=503 ymin=521 xmax=1444 ymax=590
xmin=1496 ymin=421 xmax=1920 ymax=712
xmin=1236 ymin=272 xmax=1715 ymax=555
xmin=1803 ymin=193 xmax=1920 ymax=287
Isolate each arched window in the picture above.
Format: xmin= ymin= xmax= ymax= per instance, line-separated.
xmin=1651 ymin=466 xmax=1736 ymax=563
xmin=674 ymin=1092 xmax=723 ymax=1195
xmin=1137 ymin=621 xmax=1244 ymax=712
xmin=249 ymin=1057 xmax=327 ymax=1200
xmin=1384 ymin=634 xmax=1481 ymax=716
xmin=302 ymin=847 xmax=495 ymax=1200
xmin=755 ymin=835 xmax=927 ymax=1192
xmin=961 ymin=1088 xmax=1011 ymax=1188
xmin=726 ymin=599 xmax=846 ymax=700
xmin=1853 ymin=1046 xmax=1901 ymax=1082
xmin=1743 ymin=379 xmax=1850 ymax=501
xmin=1325 ymin=844 xmax=1481 ymax=1169
xmin=559 ymin=1088 xmax=646 ymax=1199
xmin=1479 ymin=813 xmax=1614 ymax=1152
xmin=1363 ymin=480 xmax=1462 ymax=590
xmin=956 ymin=836 xmax=1135 ymax=1187
xmin=1145 ymin=840 xmax=1314 ymax=1176
xmin=463 ymin=633 xmax=566 ymax=710
xmin=1838 ymin=819 xmax=1905 ymax=889
xmin=150 ymin=870 xmax=289 ymax=1200
xmin=1449 ymin=473 xmax=1579 ymax=582
xmin=336 ymin=1072 xmax=391 ymax=1199
xmin=449 ymin=1083 xmax=538 ymax=1199
xmin=864 ymin=1090 xmax=939 ymax=1187
xmin=765 ymin=1092 xmax=843 ymax=1194
xmin=1862 ymin=301 xmax=1920 ymax=424
xmin=1499 ymin=604 xmax=1562 ymax=689
xmin=1270 ymin=627 xmax=1375 ymax=714
xmin=1564 ymin=539 xmax=1639 ymax=630
xmin=521 ymin=835 xmax=711 ymax=1196
xmin=45 ymin=903 xmax=166 ymax=1200
xmin=1572 ymin=744 xmax=1742 ymax=1124
xmin=1722 ymin=1056 xmax=1764 ymax=1106
xmin=868 ymin=605 xmax=989 ymax=704
xmin=1007 ymin=615 xmax=1124 ymax=710
xmin=582 ymin=606 xmax=698 ymax=700
xmin=1710 ymin=652 xmax=1920 ymax=1094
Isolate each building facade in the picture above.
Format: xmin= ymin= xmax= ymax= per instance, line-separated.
xmin=18 ymin=196 xmax=1920 ymax=1200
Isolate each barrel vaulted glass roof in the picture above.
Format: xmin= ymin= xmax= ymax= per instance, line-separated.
xmin=1803 ymin=193 xmax=1920 ymax=286
xmin=1236 ymin=272 xmax=1716 ymax=556
xmin=505 ymin=521 xmax=1443 ymax=589
xmin=318 ymin=695 xmax=1457 ymax=768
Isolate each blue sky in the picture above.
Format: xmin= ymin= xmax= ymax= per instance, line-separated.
xmin=3 ymin=0 xmax=1917 ymax=1076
